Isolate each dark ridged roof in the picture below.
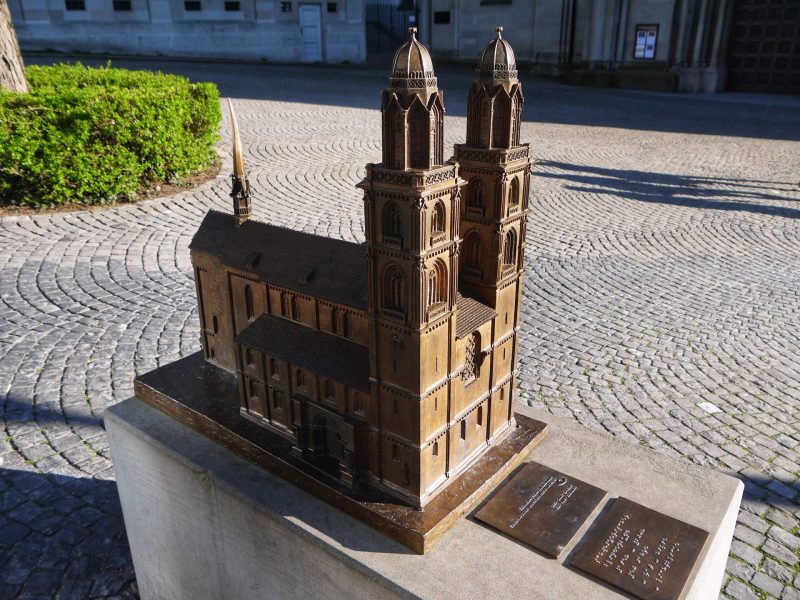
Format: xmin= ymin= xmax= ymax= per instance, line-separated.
xmin=455 ymin=295 xmax=497 ymax=339
xmin=190 ymin=210 xmax=367 ymax=310
xmin=235 ymin=314 xmax=371 ymax=392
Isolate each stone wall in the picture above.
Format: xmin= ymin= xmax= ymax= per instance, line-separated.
xmin=7 ymin=0 xmax=366 ymax=63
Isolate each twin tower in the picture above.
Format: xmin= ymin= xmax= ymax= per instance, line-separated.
xmin=357 ymin=28 xmax=532 ymax=505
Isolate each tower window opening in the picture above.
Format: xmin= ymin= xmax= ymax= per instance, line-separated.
xmin=477 ymin=405 xmax=483 ymax=426
xmin=324 ymin=381 xmax=334 ymax=400
xmin=431 ymin=201 xmax=445 ymax=235
xmin=509 ymin=177 xmax=520 ymax=206
xmin=290 ymin=296 xmax=300 ymax=320
xmin=464 ymin=230 xmax=481 ymax=268
xmin=383 ymin=202 xmax=402 ymax=240
xmin=392 ymin=443 xmax=399 ymax=461
xmin=432 ymin=441 xmax=439 ymax=456
xmin=269 ymin=358 xmax=278 ymax=379
xmin=224 ymin=1 xmax=240 ymax=10
xmin=212 ymin=315 xmax=219 ymax=334
xmin=460 ymin=420 xmax=467 ymax=440
xmin=296 ymin=369 xmax=305 ymax=388
xmin=384 ymin=266 xmax=404 ymax=312
xmin=184 ymin=0 xmax=201 ymax=10
xmin=331 ymin=307 xmax=339 ymax=334
xmin=427 ymin=260 xmax=448 ymax=308
xmin=466 ymin=178 xmax=484 ymax=209
xmin=245 ymin=348 xmax=254 ymax=367
xmin=503 ymin=229 xmax=518 ymax=266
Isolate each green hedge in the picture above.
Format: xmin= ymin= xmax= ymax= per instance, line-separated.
xmin=0 ymin=63 xmax=221 ymax=207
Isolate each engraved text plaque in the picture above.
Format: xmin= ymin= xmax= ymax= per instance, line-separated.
xmin=475 ymin=461 xmax=607 ymax=557
xmin=571 ymin=497 xmax=710 ymax=600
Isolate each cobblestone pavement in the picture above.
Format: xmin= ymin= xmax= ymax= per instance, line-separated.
xmin=2 ymin=57 xmax=800 ymax=599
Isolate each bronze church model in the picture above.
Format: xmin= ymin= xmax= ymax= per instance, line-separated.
xmin=186 ymin=27 xmax=535 ymax=509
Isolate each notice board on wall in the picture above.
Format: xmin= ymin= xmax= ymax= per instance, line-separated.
xmin=634 ymin=24 xmax=658 ymax=59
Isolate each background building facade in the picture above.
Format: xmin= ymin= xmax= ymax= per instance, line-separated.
xmin=8 ymin=0 xmax=366 ymax=63
xmin=7 ymin=3 xmax=797 ymax=98
xmin=414 ymin=0 xmax=799 ymax=93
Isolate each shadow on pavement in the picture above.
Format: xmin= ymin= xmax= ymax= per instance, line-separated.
xmin=0 ymin=467 xmax=137 ymax=599
xmin=537 ymin=161 xmax=800 ymax=218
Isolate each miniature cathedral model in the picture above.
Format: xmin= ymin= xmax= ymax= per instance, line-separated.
xmin=189 ymin=28 xmax=531 ymax=508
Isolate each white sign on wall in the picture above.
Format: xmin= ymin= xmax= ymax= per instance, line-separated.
xmin=634 ymin=25 xmax=658 ymax=60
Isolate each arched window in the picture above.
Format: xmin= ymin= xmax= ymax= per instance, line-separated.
xmin=463 ymin=331 xmax=481 ymax=382
xmin=382 ymin=202 xmax=402 ymax=239
xmin=383 ymin=99 xmax=403 ymax=168
xmin=431 ymin=201 xmax=445 ymax=235
xmin=353 ymin=392 xmax=363 ymax=414
xmin=408 ymin=102 xmax=429 ymax=169
xmin=244 ymin=285 xmax=254 ymax=320
xmin=324 ymin=381 xmax=334 ymax=400
xmin=296 ymin=369 xmax=305 ymax=388
xmin=273 ymin=389 xmax=282 ymax=409
xmin=331 ymin=307 xmax=339 ymax=334
xmin=245 ymin=348 xmax=254 ymax=366
xmin=460 ymin=419 xmax=467 ymax=440
xmin=426 ymin=260 xmax=447 ymax=307
xmin=384 ymin=266 xmax=404 ymax=312
xmin=509 ymin=177 xmax=520 ymax=206
xmin=290 ymin=296 xmax=300 ymax=320
xmin=466 ymin=178 xmax=484 ymax=209
xmin=212 ymin=315 xmax=219 ymax=334
xmin=432 ymin=440 xmax=439 ymax=457
xmin=464 ymin=230 xmax=481 ymax=268
xmin=477 ymin=405 xmax=483 ymax=426
xmin=248 ymin=379 xmax=257 ymax=399
xmin=503 ymin=229 xmax=518 ymax=267
xmin=492 ymin=92 xmax=511 ymax=148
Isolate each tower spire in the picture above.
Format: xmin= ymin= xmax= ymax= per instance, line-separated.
xmin=227 ymin=98 xmax=251 ymax=226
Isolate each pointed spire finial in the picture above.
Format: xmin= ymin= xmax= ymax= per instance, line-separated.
xmin=227 ymin=98 xmax=251 ymax=226
xmin=496 ymin=26 xmax=503 ymax=38
xmin=409 ymin=26 xmax=418 ymax=39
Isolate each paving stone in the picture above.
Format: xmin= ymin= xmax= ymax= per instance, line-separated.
xmin=752 ymin=571 xmax=786 ymax=598
xmin=3 ymin=58 xmax=800 ymax=600
xmin=725 ymin=578 xmax=761 ymax=600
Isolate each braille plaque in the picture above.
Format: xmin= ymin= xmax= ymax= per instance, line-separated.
xmin=474 ymin=462 xmax=607 ymax=557
xmin=571 ymin=497 xmax=710 ymax=600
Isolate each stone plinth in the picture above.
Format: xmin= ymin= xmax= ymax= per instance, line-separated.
xmin=106 ymin=398 xmax=743 ymax=600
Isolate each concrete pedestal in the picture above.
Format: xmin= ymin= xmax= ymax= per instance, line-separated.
xmin=106 ymin=398 xmax=743 ymax=600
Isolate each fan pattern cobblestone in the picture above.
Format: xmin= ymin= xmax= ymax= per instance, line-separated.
xmin=1 ymin=59 xmax=799 ymax=599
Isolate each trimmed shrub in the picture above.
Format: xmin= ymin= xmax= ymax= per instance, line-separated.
xmin=0 ymin=63 xmax=221 ymax=207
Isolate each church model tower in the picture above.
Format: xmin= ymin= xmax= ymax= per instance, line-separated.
xmin=188 ymin=28 xmax=531 ymax=508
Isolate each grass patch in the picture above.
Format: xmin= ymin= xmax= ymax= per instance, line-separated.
xmin=0 ymin=62 xmax=221 ymax=208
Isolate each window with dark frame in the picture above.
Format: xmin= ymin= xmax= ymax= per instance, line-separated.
xmin=480 ymin=0 xmax=511 ymax=4
xmin=327 ymin=2 xmax=337 ymax=12
xmin=281 ymin=1 xmax=292 ymax=12
xmin=433 ymin=11 xmax=450 ymax=24
xmin=224 ymin=1 xmax=241 ymax=10
xmin=65 ymin=0 xmax=86 ymax=10
xmin=184 ymin=0 xmax=201 ymax=11
xmin=113 ymin=0 xmax=132 ymax=10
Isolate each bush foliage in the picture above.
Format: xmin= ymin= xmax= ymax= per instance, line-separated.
xmin=0 ymin=63 xmax=221 ymax=207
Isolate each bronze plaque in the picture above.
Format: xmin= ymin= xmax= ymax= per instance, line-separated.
xmin=571 ymin=497 xmax=710 ymax=600
xmin=474 ymin=462 xmax=607 ymax=557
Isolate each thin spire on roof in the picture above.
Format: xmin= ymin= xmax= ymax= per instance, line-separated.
xmin=227 ymin=98 xmax=251 ymax=225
